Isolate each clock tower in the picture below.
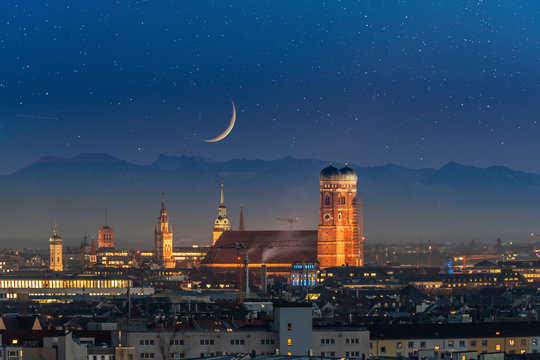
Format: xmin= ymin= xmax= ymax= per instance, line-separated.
xmin=49 ymin=224 xmax=63 ymax=272
xmin=213 ymin=184 xmax=231 ymax=244
xmin=154 ymin=193 xmax=174 ymax=268
xmin=317 ymin=164 xmax=364 ymax=269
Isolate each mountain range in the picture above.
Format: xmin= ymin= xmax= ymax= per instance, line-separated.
xmin=0 ymin=153 xmax=539 ymax=249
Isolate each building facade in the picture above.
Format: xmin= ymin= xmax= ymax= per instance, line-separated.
xmin=317 ymin=164 xmax=364 ymax=269
xmin=154 ymin=194 xmax=174 ymax=269
xmin=49 ymin=225 xmax=63 ymax=272
xmin=213 ymin=184 xmax=231 ymax=244
xmin=98 ymin=225 xmax=114 ymax=249
xmin=122 ymin=303 xmax=369 ymax=360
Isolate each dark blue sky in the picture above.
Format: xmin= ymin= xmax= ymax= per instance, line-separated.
xmin=0 ymin=0 xmax=539 ymax=174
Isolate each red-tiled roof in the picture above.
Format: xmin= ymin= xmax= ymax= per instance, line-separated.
xmin=201 ymin=231 xmax=317 ymax=266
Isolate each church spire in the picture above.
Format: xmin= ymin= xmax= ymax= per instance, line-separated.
xmin=220 ymin=184 xmax=224 ymax=206
xmin=213 ymin=183 xmax=232 ymax=244
xmin=239 ymin=205 xmax=245 ymax=231
xmin=159 ymin=193 xmax=168 ymax=223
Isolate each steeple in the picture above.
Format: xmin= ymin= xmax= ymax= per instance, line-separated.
xmin=220 ymin=184 xmax=224 ymax=206
xmin=159 ymin=193 xmax=168 ymax=223
xmin=239 ymin=205 xmax=245 ymax=231
xmin=218 ymin=184 xmax=227 ymax=218
xmin=213 ymin=183 xmax=231 ymax=244
xmin=155 ymin=193 xmax=174 ymax=268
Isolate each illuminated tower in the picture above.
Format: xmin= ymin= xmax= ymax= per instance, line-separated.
xmin=49 ymin=224 xmax=63 ymax=272
xmin=154 ymin=193 xmax=174 ymax=268
xmin=212 ymin=184 xmax=231 ymax=244
xmin=98 ymin=211 xmax=114 ymax=249
xmin=317 ymin=163 xmax=364 ymax=269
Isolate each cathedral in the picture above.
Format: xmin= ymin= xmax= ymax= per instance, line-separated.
xmin=317 ymin=163 xmax=364 ymax=268
xmin=154 ymin=193 xmax=174 ymax=268
xmin=201 ymin=163 xmax=364 ymax=274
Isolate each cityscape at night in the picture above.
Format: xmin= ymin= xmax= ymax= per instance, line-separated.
xmin=1 ymin=1 xmax=540 ymax=360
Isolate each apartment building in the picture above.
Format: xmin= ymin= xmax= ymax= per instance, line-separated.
xmin=369 ymin=323 xmax=540 ymax=359
xmin=122 ymin=303 xmax=369 ymax=360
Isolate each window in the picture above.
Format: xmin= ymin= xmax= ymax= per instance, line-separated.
xmin=396 ymin=342 xmax=402 ymax=349
xmin=459 ymin=341 xmax=466 ymax=347
xmin=482 ymin=340 xmax=488 ymax=347
xmin=288 ymin=323 xmax=292 ymax=331
xmin=420 ymin=341 xmax=426 ymax=348
xmin=261 ymin=340 xmax=265 ymax=345
xmin=521 ymin=339 xmax=527 ymax=346
xmin=533 ymin=339 xmax=538 ymax=346
xmin=140 ymin=354 xmax=155 ymax=359
xmin=324 ymin=195 xmax=330 ymax=206
xmin=471 ymin=340 xmax=477 ymax=347
xmin=448 ymin=341 xmax=454 ymax=348
xmin=509 ymin=339 xmax=515 ymax=346
xmin=408 ymin=341 xmax=414 ymax=348
xmin=170 ymin=340 xmax=184 ymax=346
xmin=380 ymin=347 xmax=386 ymax=353
xmin=288 ymin=338 xmax=292 ymax=346
xmin=496 ymin=345 xmax=501 ymax=351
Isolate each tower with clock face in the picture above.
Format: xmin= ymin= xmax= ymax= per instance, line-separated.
xmin=49 ymin=224 xmax=63 ymax=272
xmin=213 ymin=184 xmax=232 ymax=244
xmin=154 ymin=193 xmax=174 ymax=269
xmin=317 ymin=164 xmax=364 ymax=269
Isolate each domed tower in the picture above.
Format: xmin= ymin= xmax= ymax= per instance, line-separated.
xmin=213 ymin=184 xmax=231 ymax=244
xmin=49 ymin=224 xmax=63 ymax=272
xmin=154 ymin=193 xmax=174 ymax=268
xmin=317 ymin=163 xmax=364 ymax=268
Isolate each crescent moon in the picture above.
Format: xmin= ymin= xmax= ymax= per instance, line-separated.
xmin=202 ymin=101 xmax=236 ymax=143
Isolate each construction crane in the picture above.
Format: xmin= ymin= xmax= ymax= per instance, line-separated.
xmin=453 ymin=254 xmax=500 ymax=267
xmin=277 ymin=217 xmax=299 ymax=230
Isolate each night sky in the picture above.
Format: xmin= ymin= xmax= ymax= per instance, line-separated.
xmin=0 ymin=1 xmax=539 ymax=175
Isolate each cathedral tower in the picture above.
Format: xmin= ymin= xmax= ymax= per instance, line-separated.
xmin=154 ymin=193 xmax=174 ymax=268
xmin=49 ymin=224 xmax=63 ymax=272
xmin=317 ymin=164 xmax=364 ymax=269
xmin=213 ymin=184 xmax=231 ymax=244
xmin=98 ymin=211 xmax=114 ymax=249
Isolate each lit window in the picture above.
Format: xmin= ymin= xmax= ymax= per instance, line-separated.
xmin=287 ymin=339 xmax=292 ymax=346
